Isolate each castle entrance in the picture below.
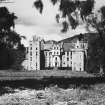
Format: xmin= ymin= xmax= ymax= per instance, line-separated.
xmin=53 ymin=56 xmax=60 ymax=68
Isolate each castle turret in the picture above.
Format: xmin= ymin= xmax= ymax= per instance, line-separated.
xmin=27 ymin=35 xmax=41 ymax=70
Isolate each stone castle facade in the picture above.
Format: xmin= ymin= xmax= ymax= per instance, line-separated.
xmin=23 ymin=35 xmax=88 ymax=71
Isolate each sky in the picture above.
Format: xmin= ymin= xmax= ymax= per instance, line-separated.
xmin=0 ymin=0 xmax=105 ymax=46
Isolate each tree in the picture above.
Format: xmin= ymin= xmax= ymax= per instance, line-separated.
xmin=34 ymin=0 xmax=94 ymax=32
xmin=0 ymin=7 xmax=26 ymax=70
xmin=81 ymin=6 xmax=105 ymax=74
xmin=86 ymin=34 xmax=105 ymax=74
xmin=0 ymin=7 xmax=17 ymax=48
xmin=10 ymin=46 xmax=26 ymax=70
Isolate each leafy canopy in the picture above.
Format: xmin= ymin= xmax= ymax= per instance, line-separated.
xmin=34 ymin=0 xmax=95 ymax=32
xmin=0 ymin=7 xmax=26 ymax=49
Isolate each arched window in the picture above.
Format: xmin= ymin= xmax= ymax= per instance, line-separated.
xmin=55 ymin=57 xmax=57 ymax=60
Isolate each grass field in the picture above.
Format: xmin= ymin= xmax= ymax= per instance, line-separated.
xmin=0 ymin=84 xmax=105 ymax=105
xmin=0 ymin=70 xmax=105 ymax=105
xmin=0 ymin=70 xmax=94 ymax=80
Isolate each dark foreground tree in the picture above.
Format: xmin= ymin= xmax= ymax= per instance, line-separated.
xmin=86 ymin=35 xmax=105 ymax=74
xmin=0 ymin=7 xmax=25 ymax=70
xmin=10 ymin=45 xmax=26 ymax=70
xmin=34 ymin=0 xmax=105 ymax=73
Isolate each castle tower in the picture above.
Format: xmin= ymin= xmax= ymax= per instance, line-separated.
xmin=71 ymin=40 xmax=84 ymax=71
xmin=27 ymin=36 xmax=41 ymax=70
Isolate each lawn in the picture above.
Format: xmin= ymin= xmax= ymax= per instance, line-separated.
xmin=0 ymin=70 xmax=94 ymax=80
xmin=0 ymin=70 xmax=105 ymax=105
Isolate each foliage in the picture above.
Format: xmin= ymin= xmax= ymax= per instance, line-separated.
xmin=34 ymin=0 xmax=94 ymax=31
xmin=34 ymin=0 xmax=43 ymax=13
xmin=10 ymin=48 xmax=26 ymax=70
xmin=0 ymin=7 xmax=25 ymax=70
xmin=0 ymin=7 xmax=17 ymax=31
xmin=86 ymin=35 xmax=105 ymax=73
xmin=0 ymin=47 xmax=14 ymax=69
xmin=85 ymin=6 xmax=105 ymax=73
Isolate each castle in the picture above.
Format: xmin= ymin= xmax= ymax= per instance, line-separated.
xmin=23 ymin=35 xmax=88 ymax=71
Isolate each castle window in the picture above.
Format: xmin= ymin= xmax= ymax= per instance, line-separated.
xmin=30 ymin=47 xmax=32 ymax=50
xmin=55 ymin=57 xmax=57 ymax=60
xmin=67 ymin=52 xmax=69 ymax=56
xmin=71 ymin=52 xmax=72 ymax=58
xmin=49 ymin=52 xmax=52 ymax=55
xmin=30 ymin=57 xmax=32 ymax=61
xmin=36 ymin=52 xmax=38 ymax=56
xmin=36 ymin=48 xmax=38 ymax=50
xmin=36 ymin=63 xmax=37 ymax=69
xmin=30 ymin=52 xmax=32 ymax=56
xmin=67 ymin=57 xmax=69 ymax=61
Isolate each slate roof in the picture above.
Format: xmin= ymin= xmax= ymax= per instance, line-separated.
xmin=43 ymin=43 xmax=53 ymax=50
xmin=58 ymin=33 xmax=97 ymax=43
xmin=63 ymin=43 xmax=75 ymax=52
xmin=40 ymin=33 xmax=90 ymax=51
